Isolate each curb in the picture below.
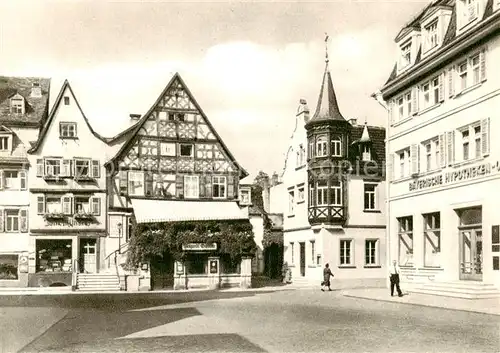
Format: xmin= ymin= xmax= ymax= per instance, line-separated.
xmin=342 ymin=293 xmax=500 ymax=317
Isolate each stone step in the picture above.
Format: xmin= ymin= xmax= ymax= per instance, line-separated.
xmin=423 ymin=281 xmax=497 ymax=289
xmin=77 ymin=287 xmax=121 ymax=292
xmin=410 ymin=287 xmax=500 ymax=299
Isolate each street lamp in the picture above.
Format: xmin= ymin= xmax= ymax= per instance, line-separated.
xmin=117 ymin=222 xmax=123 ymax=254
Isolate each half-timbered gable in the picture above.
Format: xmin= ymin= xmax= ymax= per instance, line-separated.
xmin=107 ymin=73 xmax=247 ymax=210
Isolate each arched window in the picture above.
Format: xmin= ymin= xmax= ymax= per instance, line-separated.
xmin=316 ymin=135 xmax=328 ymax=157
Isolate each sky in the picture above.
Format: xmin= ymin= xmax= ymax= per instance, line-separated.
xmin=0 ymin=0 xmax=428 ymax=180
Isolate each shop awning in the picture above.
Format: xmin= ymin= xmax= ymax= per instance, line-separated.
xmin=131 ymin=199 xmax=249 ymax=224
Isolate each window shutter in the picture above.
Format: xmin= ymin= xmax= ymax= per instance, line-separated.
xmin=439 ymin=73 xmax=445 ymax=102
xmin=62 ymin=159 xmax=71 ymax=177
xmin=91 ymin=197 xmax=101 ymax=215
xmin=411 ymin=87 xmax=419 ymax=115
xmin=37 ymin=195 xmax=45 ymax=214
xmin=145 ymin=172 xmax=153 ymax=196
xmin=20 ymin=171 xmax=27 ymax=190
xmin=481 ymin=117 xmax=490 ymax=156
xmin=410 ymin=144 xmax=419 ymax=176
xmin=480 ymin=49 xmax=486 ymax=82
xmin=36 ymin=159 xmax=44 ymax=177
xmin=439 ymin=134 xmax=446 ymax=168
xmin=227 ymin=175 xmax=235 ymax=199
xmin=205 ymin=175 xmax=212 ymax=198
xmin=389 ymin=100 xmax=395 ymax=125
xmin=0 ymin=170 xmax=3 ymax=190
xmin=0 ymin=208 xmax=4 ymax=232
xmin=176 ymin=175 xmax=184 ymax=198
xmin=388 ymin=154 xmax=394 ymax=181
xmin=448 ymin=66 xmax=455 ymax=97
xmin=446 ymin=131 xmax=455 ymax=166
xmin=20 ymin=209 xmax=28 ymax=233
xmin=91 ymin=160 xmax=100 ymax=178
xmin=199 ymin=176 xmax=206 ymax=198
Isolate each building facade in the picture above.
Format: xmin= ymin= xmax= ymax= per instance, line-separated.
xmin=0 ymin=76 xmax=50 ymax=288
xmin=378 ymin=0 xmax=500 ymax=293
xmin=105 ymin=73 xmax=252 ymax=291
xmin=26 ymin=80 xmax=118 ymax=289
xmin=279 ymin=55 xmax=387 ymax=287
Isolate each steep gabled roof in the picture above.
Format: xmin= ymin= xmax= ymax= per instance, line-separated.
xmin=106 ymin=72 xmax=248 ymax=178
xmin=0 ymin=76 xmax=50 ymax=127
xmin=28 ymin=80 xmax=108 ymax=153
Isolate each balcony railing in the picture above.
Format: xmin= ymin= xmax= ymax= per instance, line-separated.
xmin=308 ymin=205 xmax=346 ymax=225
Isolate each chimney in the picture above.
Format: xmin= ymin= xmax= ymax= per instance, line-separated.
xmin=130 ymin=114 xmax=141 ymax=121
xmin=262 ymin=176 xmax=270 ymax=213
xmin=297 ymin=99 xmax=310 ymax=124
xmin=348 ymin=118 xmax=357 ymax=126
xmin=31 ymin=81 xmax=42 ymax=98
xmin=271 ymin=172 xmax=279 ymax=186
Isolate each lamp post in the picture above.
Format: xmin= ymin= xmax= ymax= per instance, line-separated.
xmin=117 ymin=222 xmax=122 ymax=254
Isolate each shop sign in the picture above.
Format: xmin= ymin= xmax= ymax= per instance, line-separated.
xmin=409 ymin=161 xmax=500 ymax=192
xmin=182 ymin=243 xmax=217 ymax=251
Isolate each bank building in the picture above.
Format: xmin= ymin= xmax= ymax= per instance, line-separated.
xmin=375 ymin=0 xmax=500 ymax=297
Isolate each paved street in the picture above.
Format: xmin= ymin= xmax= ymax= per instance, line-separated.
xmin=1 ymin=288 xmax=499 ymax=353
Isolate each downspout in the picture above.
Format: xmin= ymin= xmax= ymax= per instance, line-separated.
xmin=371 ymin=90 xmax=390 ymax=289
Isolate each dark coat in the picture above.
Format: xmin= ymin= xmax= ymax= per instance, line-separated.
xmin=323 ymin=267 xmax=333 ymax=283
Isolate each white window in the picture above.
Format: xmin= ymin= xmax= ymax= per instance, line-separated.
xmin=362 ymin=145 xmax=371 ymax=161
xmin=316 ymin=135 xmax=327 ymax=157
xmin=329 ymin=181 xmax=342 ymax=206
xmin=0 ymin=136 xmax=9 ymax=151
xmin=75 ymin=159 xmax=90 ymax=178
xmin=398 ymin=148 xmax=410 ymax=179
xmin=471 ymin=54 xmax=480 ymax=86
xmin=240 ymin=189 xmax=250 ymax=204
xmin=423 ymin=212 xmax=441 ymax=267
xmin=297 ymin=186 xmax=305 ymax=202
xmin=422 ymin=82 xmax=430 ymax=109
xmin=365 ymin=239 xmax=378 ymax=266
xmin=310 ymin=241 xmax=315 ymax=264
xmin=460 ymin=0 xmax=479 ymax=26
xmin=431 ymin=77 xmax=440 ymax=105
xmin=425 ymin=143 xmax=432 ymax=171
xmin=435 ymin=139 xmax=440 ymax=169
xmin=184 ymin=175 xmax=199 ymax=198
xmin=340 ymin=239 xmax=353 ymax=266
xmin=3 ymin=171 xmax=26 ymax=190
xmin=179 ymin=144 xmax=193 ymax=157
xmin=462 ymin=130 xmax=470 ymax=161
xmin=364 ymin=183 xmax=377 ymax=210
xmin=425 ymin=20 xmax=438 ymax=51
xmin=400 ymin=41 xmax=411 ymax=68
xmin=456 ymin=52 xmax=484 ymax=93
xmin=331 ymin=136 xmax=342 ymax=157
xmin=474 ymin=125 xmax=481 ymax=159
xmin=308 ymin=140 xmax=314 ymax=159
xmin=421 ymin=76 xmax=441 ymax=109
xmin=299 ymin=144 xmax=306 ymax=166
xmin=398 ymin=216 xmax=414 ymax=266
xmin=316 ymin=180 xmax=328 ymax=206
xmin=212 ymin=176 xmax=226 ymax=199
xmin=46 ymin=196 xmax=62 ymax=214
xmin=458 ymin=60 xmax=468 ymax=91
xmin=5 ymin=210 xmax=19 ymax=232
xmin=458 ymin=124 xmax=482 ymax=162
xmin=128 ymin=171 xmax=144 ymax=196
xmin=75 ymin=197 xmax=90 ymax=214
xmin=60 ymin=122 xmax=77 ymax=138
xmin=288 ymin=190 xmax=295 ymax=214
xmin=45 ymin=159 xmax=61 ymax=176
xmin=160 ymin=142 xmax=176 ymax=156
xmin=309 ymin=182 xmax=314 ymax=206
xmin=397 ymin=97 xmax=404 ymax=120
xmin=405 ymin=92 xmax=412 ymax=117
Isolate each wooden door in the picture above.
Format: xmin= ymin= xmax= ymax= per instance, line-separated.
xmin=81 ymin=240 xmax=97 ymax=274
xmin=459 ymin=229 xmax=483 ymax=281
xmin=299 ymin=242 xmax=306 ymax=277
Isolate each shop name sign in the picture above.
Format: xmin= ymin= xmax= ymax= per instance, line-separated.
xmin=182 ymin=243 xmax=217 ymax=251
xmin=409 ymin=161 xmax=500 ymax=192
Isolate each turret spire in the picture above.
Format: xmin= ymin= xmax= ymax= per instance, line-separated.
xmin=360 ymin=121 xmax=371 ymax=142
xmin=325 ymin=33 xmax=329 ymax=64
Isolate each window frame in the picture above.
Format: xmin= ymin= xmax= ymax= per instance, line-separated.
xmin=128 ymin=171 xmax=145 ymax=196
xmin=316 ymin=180 xmax=328 ymax=206
xmin=363 ymin=183 xmax=377 ymax=211
xmin=59 ymin=122 xmax=77 ymax=139
xmin=316 ymin=135 xmax=328 ymax=157
xmin=74 ymin=158 xmax=91 ymax=178
xmin=5 ymin=209 xmax=20 ymax=232
xmin=339 ymin=239 xmax=354 ymax=266
xmin=400 ymin=40 xmax=412 ymax=69
xmin=398 ymin=216 xmax=414 ymax=266
xmin=288 ymin=189 xmax=295 ymax=215
xmin=212 ymin=176 xmax=227 ymax=199
xmin=0 ymin=135 xmax=9 ymax=151
xmin=331 ymin=136 xmax=342 ymax=157
xmin=184 ymin=175 xmax=199 ymax=199
xmin=179 ymin=143 xmax=194 ymax=157
xmin=423 ymin=212 xmax=441 ymax=268
xmin=365 ymin=239 xmax=379 ymax=266
xmin=45 ymin=158 xmax=62 ymax=177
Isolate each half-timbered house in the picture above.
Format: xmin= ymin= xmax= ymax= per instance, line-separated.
xmin=0 ymin=76 xmax=50 ymax=288
xmin=106 ymin=73 xmax=252 ymax=290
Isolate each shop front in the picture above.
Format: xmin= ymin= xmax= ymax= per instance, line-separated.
xmin=28 ymin=236 xmax=101 ymax=287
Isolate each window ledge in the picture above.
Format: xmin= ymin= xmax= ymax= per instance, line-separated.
xmin=392 ymin=176 xmax=413 ymax=184
xmin=295 ymin=165 xmax=306 ymax=171
xmin=338 ymin=265 xmax=356 ymax=269
xmin=417 ymin=102 xmax=442 ymax=116
xmin=454 ymin=82 xmax=483 ymax=98
xmin=297 ymin=200 xmax=305 ymax=205
xmin=287 ymin=214 xmax=295 ymax=218
xmin=364 ymin=265 xmax=381 ymax=269
xmin=363 ymin=209 xmax=381 ymax=214
xmin=60 ymin=136 xmax=78 ymax=140
xmin=392 ymin=116 xmax=412 ymax=127
xmin=416 ymin=168 xmax=443 ymax=178
xmin=452 ymin=157 xmax=483 ymax=168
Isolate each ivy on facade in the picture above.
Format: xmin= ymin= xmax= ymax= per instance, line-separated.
xmin=261 ymin=213 xmax=283 ymax=248
xmin=126 ymin=219 xmax=257 ymax=269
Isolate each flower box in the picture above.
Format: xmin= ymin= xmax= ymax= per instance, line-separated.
xmin=44 ymin=213 xmax=66 ymax=220
xmin=74 ymin=213 xmax=94 ymax=220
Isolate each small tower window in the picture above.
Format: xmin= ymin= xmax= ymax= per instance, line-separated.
xmin=362 ymin=146 xmax=371 ymax=161
xmin=316 ymin=135 xmax=328 ymax=157
xmin=331 ymin=136 xmax=342 ymax=157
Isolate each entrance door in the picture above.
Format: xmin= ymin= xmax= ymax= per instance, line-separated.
xmin=299 ymin=242 xmax=306 ymax=277
xmin=459 ymin=229 xmax=483 ymax=281
xmin=150 ymin=254 xmax=174 ymax=290
xmin=80 ymin=239 xmax=97 ymax=274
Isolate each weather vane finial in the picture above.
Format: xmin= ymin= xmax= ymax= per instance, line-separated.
xmin=324 ymin=32 xmax=329 ymax=63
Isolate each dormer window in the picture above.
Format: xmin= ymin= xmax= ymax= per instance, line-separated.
xmin=400 ymin=41 xmax=412 ymax=69
xmin=458 ymin=0 xmax=480 ymax=29
xmin=362 ymin=146 xmax=371 ymax=161
xmin=0 ymin=136 xmax=9 ymax=151
xmin=10 ymin=97 xmax=24 ymax=114
xmin=60 ymin=122 xmax=77 ymax=138
xmin=424 ymin=20 xmax=438 ymax=51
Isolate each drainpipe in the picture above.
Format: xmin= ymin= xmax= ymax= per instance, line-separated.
xmin=371 ymin=90 xmax=390 ymax=289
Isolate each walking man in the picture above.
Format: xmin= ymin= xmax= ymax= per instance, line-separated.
xmin=321 ymin=263 xmax=334 ymax=291
xmin=389 ymin=259 xmax=403 ymax=297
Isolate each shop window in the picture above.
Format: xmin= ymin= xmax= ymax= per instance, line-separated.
xmin=36 ymin=239 xmax=72 ymax=273
xmin=339 ymin=239 xmax=353 ymax=266
xmin=0 ymin=255 xmax=18 ymax=280
xmin=221 ymin=255 xmax=240 ymax=274
xmin=365 ymin=239 xmax=378 ymax=266
xmin=186 ymin=254 xmax=207 ymax=275
xmin=423 ymin=212 xmax=441 ymax=267
xmin=398 ymin=216 xmax=414 ymax=266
